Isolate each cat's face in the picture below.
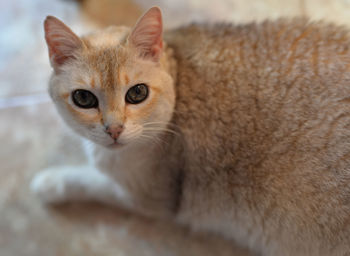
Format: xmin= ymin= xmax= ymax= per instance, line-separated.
xmin=45 ymin=7 xmax=175 ymax=148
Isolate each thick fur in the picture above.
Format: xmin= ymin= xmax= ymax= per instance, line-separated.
xmin=167 ymin=20 xmax=350 ymax=255
xmin=33 ymin=8 xmax=350 ymax=256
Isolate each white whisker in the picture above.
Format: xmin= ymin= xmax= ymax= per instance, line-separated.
xmin=142 ymin=127 xmax=180 ymax=136
xmin=139 ymin=134 xmax=165 ymax=149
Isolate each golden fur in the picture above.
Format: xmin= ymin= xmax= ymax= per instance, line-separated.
xmin=167 ymin=19 xmax=350 ymax=255
xmin=35 ymin=7 xmax=350 ymax=256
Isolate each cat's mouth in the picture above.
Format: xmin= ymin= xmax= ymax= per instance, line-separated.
xmin=107 ymin=140 xmax=124 ymax=149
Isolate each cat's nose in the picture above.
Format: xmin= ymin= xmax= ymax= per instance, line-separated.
xmin=105 ymin=124 xmax=124 ymax=140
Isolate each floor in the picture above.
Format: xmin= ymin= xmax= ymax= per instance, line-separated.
xmin=1 ymin=0 xmax=350 ymax=255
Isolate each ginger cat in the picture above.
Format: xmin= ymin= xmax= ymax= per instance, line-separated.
xmin=31 ymin=7 xmax=350 ymax=256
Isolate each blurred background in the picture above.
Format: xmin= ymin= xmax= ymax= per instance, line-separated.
xmin=1 ymin=0 xmax=350 ymax=255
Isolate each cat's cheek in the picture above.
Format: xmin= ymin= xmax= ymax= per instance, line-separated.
xmin=116 ymin=124 xmax=142 ymax=145
xmin=56 ymin=100 xmax=107 ymax=145
xmin=124 ymin=92 xmax=158 ymax=121
xmin=63 ymin=100 xmax=102 ymax=124
xmin=87 ymin=134 xmax=111 ymax=147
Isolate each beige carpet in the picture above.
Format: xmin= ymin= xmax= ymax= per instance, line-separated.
xmin=1 ymin=0 xmax=350 ymax=255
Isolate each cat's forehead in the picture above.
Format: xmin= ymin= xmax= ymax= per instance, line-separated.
xmin=78 ymin=47 xmax=129 ymax=92
xmin=75 ymin=26 xmax=155 ymax=90
xmin=80 ymin=27 xmax=133 ymax=83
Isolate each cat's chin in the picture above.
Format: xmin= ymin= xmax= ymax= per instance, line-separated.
xmin=92 ymin=137 xmax=140 ymax=150
xmin=102 ymin=138 xmax=151 ymax=150
xmin=105 ymin=141 xmax=125 ymax=150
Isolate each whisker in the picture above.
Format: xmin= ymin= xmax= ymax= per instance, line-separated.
xmin=139 ymin=134 xmax=164 ymax=149
xmin=142 ymin=131 xmax=170 ymax=148
xmin=143 ymin=122 xmax=180 ymax=132
xmin=143 ymin=121 xmax=179 ymax=127
xmin=122 ymin=130 xmax=142 ymax=140
xmin=142 ymin=127 xmax=180 ymax=136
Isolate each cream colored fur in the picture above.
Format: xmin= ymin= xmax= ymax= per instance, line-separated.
xmin=32 ymin=7 xmax=350 ymax=256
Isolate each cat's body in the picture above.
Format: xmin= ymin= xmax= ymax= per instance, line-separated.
xmin=32 ymin=8 xmax=350 ymax=256
xmin=168 ymin=20 xmax=350 ymax=255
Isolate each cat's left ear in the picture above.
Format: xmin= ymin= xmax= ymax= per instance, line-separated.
xmin=127 ymin=7 xmax=163 ymax=62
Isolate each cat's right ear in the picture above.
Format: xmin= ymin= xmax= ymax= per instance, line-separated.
xmin=44 ymin=16 xmax=83 ymax=72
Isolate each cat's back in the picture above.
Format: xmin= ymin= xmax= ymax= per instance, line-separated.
xmin=166 ymin=19 xmax=350 ymax=255
xmin=166 ymin=19 xmax=350 ymax=79
xmin=166 ymin=19 xmax=350 ymax=99
xmin=166 ymin=19 xmax=350 ymax=158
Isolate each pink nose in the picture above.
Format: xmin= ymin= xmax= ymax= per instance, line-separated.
xmin=105 ymin=124 xmax=124 ymax=140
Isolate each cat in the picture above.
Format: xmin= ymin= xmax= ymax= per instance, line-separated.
xmin=31 ymin=6 xmax=350 ymax=256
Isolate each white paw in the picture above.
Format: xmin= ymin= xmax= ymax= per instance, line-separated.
xmin=30 ymin=170 xmax=67 ymax=204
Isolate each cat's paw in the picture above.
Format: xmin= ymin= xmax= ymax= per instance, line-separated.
xmin=30 ymin=166 xmax=132 ymax=207
xmin=30 ymin=169 xmax=67 ymax=204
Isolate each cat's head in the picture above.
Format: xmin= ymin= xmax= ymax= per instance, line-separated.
xmin=44 ymin=7 xmax=175 ymax=149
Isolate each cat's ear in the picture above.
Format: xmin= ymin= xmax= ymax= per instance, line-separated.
xmin=127 ymin=7 xmax=163 ymax=62
xmin=44 ymin=16 xmax=83 ymax=71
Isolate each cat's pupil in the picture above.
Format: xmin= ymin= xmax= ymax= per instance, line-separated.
xmin=80 ymin=92 xmax=88 ymax=102
xmin=135 ymin=86 xmax=141 ymax=94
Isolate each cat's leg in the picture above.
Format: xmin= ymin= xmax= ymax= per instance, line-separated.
xmin=30 ymin=165 xmax=132 ymax=207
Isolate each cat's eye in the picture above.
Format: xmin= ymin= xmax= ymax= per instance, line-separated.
xmin=125 ymin=84 xmax=149 ymax=104
xmin=72 ymin=89 xmax=98 ymax=109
